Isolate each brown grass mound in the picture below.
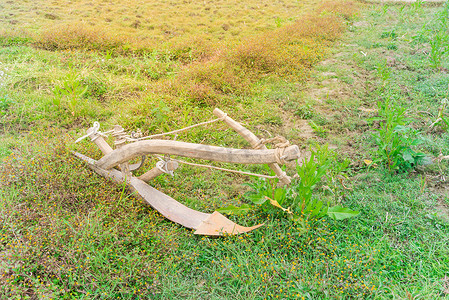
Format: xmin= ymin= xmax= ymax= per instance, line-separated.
xmin=229 ymin=14 xmax=345 ymax=76
xmin=0 ymin=28 xmax=33 ymax=46
xmin=35 ymin=23 xmax=126 ymax=52
xmin=318 ymin=0 xmax=360 ymax=20
xmin=165 ymin=34 xmax=221 ymax=63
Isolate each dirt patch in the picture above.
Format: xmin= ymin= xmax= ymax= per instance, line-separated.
xmin=280 ymin=111 xmax=315 ymax=140
xmin=436 ymin=196 xmax=449 ymax=221
xmin=353 ymin=21 xmax=369 ymax=27
xmin=294 ymin=119 xmax=315 ymax=139
xmin=321 ymin=71 xmax=337 ymax=77
xmin=443 ymin=276 xmax=449 ymax=296
xmin=280 ymin=33 xmax=377 ymax=168
xmin=322 ymin=78 xmax=339 ymax=85
xmin=318 ymin=58 xmax=338 ymax=66
xmin=309 ymin=87 xmax=330 ymax=103
xmin=427 ymin=180 xmax=449 ymax=222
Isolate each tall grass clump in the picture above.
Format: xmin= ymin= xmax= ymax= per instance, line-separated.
xmin=230 ymin=14 xmax=345 ymax=75
xmin=318 ymin=0 xmax=360 ymax=20
xmin=0 ymin=28 xmax=33 ymax=46
xmin=35 ymin=23 xmax=127 ymax=53
xmin=165 ymin=35 xmax=219 ymax=63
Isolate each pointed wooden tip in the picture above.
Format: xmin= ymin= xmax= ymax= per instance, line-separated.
xmin=194 ymin=211 xmax=264 ymax=236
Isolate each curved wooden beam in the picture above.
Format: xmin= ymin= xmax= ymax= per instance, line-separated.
xmin=95 ymin=140 xmax=300 ymax=170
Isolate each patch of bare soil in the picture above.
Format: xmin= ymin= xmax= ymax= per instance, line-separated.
xmin=435 ymin=192 xmax=449 ymax=222
xmin=296 ymin=48 xmax=375 ymax=163
xmin=426 ymin=176 xmax=449 ymax=222
xmin=443 ymin=276 xmax=449 ymax=296
xmin=281 ymin=111 xmax=315 ymax=140
xmin=313 ymin=55 xmax=373 ymax=106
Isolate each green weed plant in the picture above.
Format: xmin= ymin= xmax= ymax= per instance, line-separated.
xmin=309 ymin=120 xmax=328 ymax=137
xmin=429 ymin=30 xmax=449 ymax=69
xmin=413 ymin=2 xmax=449 ymax=69
xmin=375 ymin=59 xmax=391 ymax=86
xmin=219 ymin=145 xmax=359 ymax=228
xmin=430 ymin=98 xmax=449 ymax=131
xmin=0 ymin=94 xmax=13 ymax=116
xmin=52 ymin=72 xmax=89 ymax=117
xmin=373 ymin=97 xmax=430 ymax=172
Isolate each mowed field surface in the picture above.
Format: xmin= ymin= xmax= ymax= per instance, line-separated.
xmin=1 ymin=0 xmax=318 ymax=46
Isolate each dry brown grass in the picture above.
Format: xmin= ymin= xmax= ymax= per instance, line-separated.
xmin=3 ymin=0 xmax=357 ymax=59
xmin=169 ymin=57 xmax=247 ymax=107
xmin=0 ymin=27 xmax=32 ymax=46
xmin=2 ymin=0 xmax=359 ymax=111
xmin=167 ymin=5 xmax=357 ymax=105
xmin=318 ymin=0 xmax=361 ymax=20
xmin=34 ymin=23 xmax=127 ymax=52
xmin=2 ymin=0 xmax=320 ymax=51
xmin=165 ymin=34 xmax=221 ymax=63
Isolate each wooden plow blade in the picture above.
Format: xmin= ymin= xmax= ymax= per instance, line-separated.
xmin=73 ymin=108 xmax=300 ymax=236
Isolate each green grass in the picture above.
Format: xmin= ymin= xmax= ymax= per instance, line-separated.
xmin=2 ymin=1 xmax=449 ymax=299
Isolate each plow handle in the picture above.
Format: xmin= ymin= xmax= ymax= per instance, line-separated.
xmin=213 ymin=108 xmax=291 ymax=186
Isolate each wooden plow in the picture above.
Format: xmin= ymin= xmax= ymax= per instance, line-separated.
xmin=73 ymin=108 xmax=300 ymax=236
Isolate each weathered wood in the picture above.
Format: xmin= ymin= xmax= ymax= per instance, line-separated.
xmin=72 ymin=151 xmax=125 ymax=183
xmin=213 ymin=108 xmax=292 ymax=186
xmin=73 ymin=151 xmax=209 ymax=228
xmin=194 ymin=211 xmax=263 ymax=235
xmin=114 ymin=125 xmax=131 ymax=179
xmin=87 ymin=127 xmax=143 ymax=172
xmin=87 ymin=127 xmax=113 ymax=155
xmin=138 ymin=167 xmax=164 ymax=182
xmin=129 ymin=176 xmax=209 ymax=229
xmin=96 ymin=140 xmax=300 ymax=170
xmin=72 ymin=151 xmax=262 ymax=235
xmin=129 ymin=156 xmax=146 ymax=171
xmin=138 ymin=160 xmax=179 ymax=182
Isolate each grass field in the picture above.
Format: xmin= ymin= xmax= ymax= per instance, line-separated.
xmin=1 ymin=0 xmax=449 ymax=299
xmin=1 ymin=0 xmax=320 ymax=51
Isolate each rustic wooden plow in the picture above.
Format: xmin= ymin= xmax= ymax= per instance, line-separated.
xmin=73 ymin=108 xmax=300 ymax=236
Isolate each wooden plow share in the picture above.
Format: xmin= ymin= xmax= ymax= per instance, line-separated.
xmin=73 ymin=108 xmax=300 ymax=236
